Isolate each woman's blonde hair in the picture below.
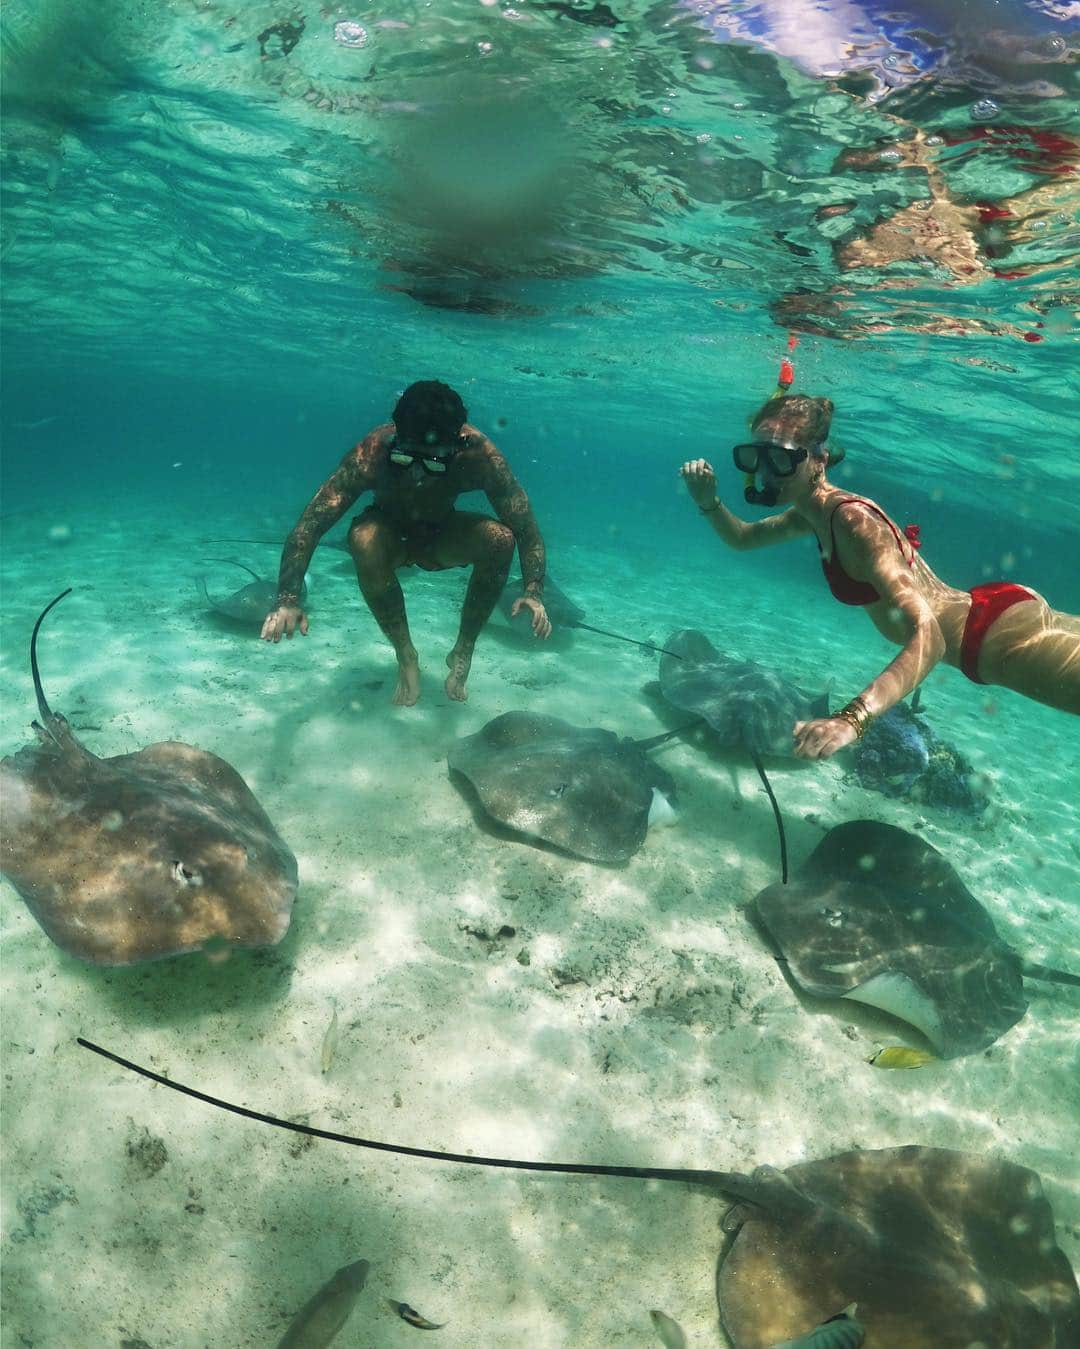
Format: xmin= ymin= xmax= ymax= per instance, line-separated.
xmin=750 ymin=394 xmax=844 ymax=466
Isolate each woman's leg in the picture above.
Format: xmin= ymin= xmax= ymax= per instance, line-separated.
xmin=980 ymin=593 xmax=1080 ymax=714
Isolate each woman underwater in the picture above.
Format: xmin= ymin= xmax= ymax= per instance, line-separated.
xmin=681 ymin=393 xmax=1080 ymax=759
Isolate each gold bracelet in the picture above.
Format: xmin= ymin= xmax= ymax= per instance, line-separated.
xmin=832 ymin=695 xmax=872 ymax=740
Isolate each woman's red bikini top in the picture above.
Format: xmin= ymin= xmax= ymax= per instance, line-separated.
xmin=819 ymin=496 xmax=920 ymax=606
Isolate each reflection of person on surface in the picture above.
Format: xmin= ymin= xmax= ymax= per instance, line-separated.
xmin=680 ymin=394 xmax=1080 ymax=758
xmin=261 ymin=381 xmax=551 ymax=706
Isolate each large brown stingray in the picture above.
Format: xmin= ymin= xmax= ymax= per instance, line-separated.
xmin=0 ymin=590 xmax=298 ymax=964
xmin=715 ymin=1145 xmax=1080 ymax=1348
xmin=753 ymin=820 xmax=1079 ymax=1058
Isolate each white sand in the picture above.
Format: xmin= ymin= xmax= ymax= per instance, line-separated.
xmin=1 ymin=500 xmax=1078 ymax=1347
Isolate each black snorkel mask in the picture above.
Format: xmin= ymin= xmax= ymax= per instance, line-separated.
xmin=732 ymin=440 xmax=814 ymax=507
xmin=388 ymin=431 xmax=464 ymax=476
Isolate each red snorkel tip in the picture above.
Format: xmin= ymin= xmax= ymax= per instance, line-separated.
xmin=778 ymin=357 xmax=795 ymax=389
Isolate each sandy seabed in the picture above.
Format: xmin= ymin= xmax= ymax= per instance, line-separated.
xmin=1 ymin=497 xmax=1078 ymax=1348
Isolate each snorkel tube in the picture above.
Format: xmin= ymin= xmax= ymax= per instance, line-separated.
xmin=744 ymin=339 xmax=797 ymax=506
xmin=744 ymin=474 xmax=777 ymax=507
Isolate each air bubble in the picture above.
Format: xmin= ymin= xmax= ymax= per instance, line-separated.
xmin=925 ymin=134 xmax=943 ymax=147
xmin=970 ymin=98 xmax=999 ymax=122
xmin=878 ymin=149 xmax=903 ymax=163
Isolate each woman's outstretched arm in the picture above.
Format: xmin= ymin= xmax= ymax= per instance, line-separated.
xmin=680 ymin=459 xmax=813 ymax=549
xmin=794 ymin=507 xmax=946 ymax=759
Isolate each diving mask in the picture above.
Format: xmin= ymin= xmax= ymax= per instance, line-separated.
xmin=388 ymin=436 xmax=458 ymax=475
xmin=733 ymin=440 xmax=812 ymax=507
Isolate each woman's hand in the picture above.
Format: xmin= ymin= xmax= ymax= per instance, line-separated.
xmin=680 ymin=458 xmax=719 ymax=510
xmin=511 ymin=596 xmax=552 ymax=639
xmin=261 ymin=605 xmax=309 ymax=642
xmin=793 ymin=715 xmax=857 ymax=760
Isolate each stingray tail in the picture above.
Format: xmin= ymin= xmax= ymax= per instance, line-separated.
xmin=570 ymin=621 xmax=685 ymax=660
xmin=635 ymin=719 xmax=704 ymax=752
xmin=77 ymin=1038 xmax=731 ymax=1191
xmin=28 ymin=588 xmax=73 ymax=747
xmin=749 ymin=747 xmax=788 ymax=885
xmin=198 ymin=537 xmax=281 ymax=547
xmin=1021 ymin=960 xmax=1080 ymax=988
xmin=205 ymin=558 xmax=261 ymax=582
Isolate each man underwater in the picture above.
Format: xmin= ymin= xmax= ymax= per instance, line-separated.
xmin=261 ymin=380 xmax=551 ymax=705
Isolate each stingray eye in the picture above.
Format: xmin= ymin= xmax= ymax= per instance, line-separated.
xmin=822 ymin=906 xmax=844 ymax=928
xmin=172 ymin=860 xmax=203 ymax=886
xmin=547 ymin=783 xmax=568 ymax=799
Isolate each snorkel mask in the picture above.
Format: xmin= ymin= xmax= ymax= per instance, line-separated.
xmin=388 ymin=430 xmax=463 ymax=475
xmin=734 ymin=440 xmax=813 ymax=507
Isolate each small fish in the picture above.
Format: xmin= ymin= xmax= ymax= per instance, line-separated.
xmin=388 ymin=1300 xmax=446 ymax=1330
xmin=868 ymin=1045 xmax=937 ymax=1070
xmin=771 ymin=1303 xmax=865 ymax=1348
xmin=650 ymin=1308 xmax=688 ymax=1348
xmin=320 ymin=999 xmax=339 ymax=1074
xmin=277 ymin=1258 xmax=369 ymax=1348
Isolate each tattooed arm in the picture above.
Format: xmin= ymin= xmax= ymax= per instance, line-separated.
xmin=481 ymin=440 xmax=551 ymax=639
xmin=482 ymin=443 xmax=546 ymax=598
xmin=261 ymin=446 xmax=370 ymax=642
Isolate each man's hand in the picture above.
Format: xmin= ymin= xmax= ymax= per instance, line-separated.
xmin=680 ymin=458 xmax=719 ymax=510
xmin=511 ymin=596 xmax=552 ymax=639
xmin=261 ymin=605 xmax=309 ymax=643
xmin=793 ymin=716 xmax=856 ymax=760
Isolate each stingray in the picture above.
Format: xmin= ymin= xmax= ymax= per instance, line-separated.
xmin=448 ymin=711 xmax=685 ymax=863
xmin=715 ymin=1144 xmax=1080 ymax=1348
xmin=198 ymin=559 xmax=306 ymax=627
xmin=0 ymin=590 xmax=298 ymax=965
xmin=657 ymin=630 xmax=830 ymax=882
xmin=80 ymin=1040 xmax=1080 ymax=1349
xmin=753 ymin=819 xmax=1080 ymax=1058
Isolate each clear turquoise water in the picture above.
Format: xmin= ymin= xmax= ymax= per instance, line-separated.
xmin=2 ymin=3 xmax=1078 ymax=1346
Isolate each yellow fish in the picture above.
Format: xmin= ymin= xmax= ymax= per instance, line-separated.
xmin=868 ymin=1046 xmax=936 ymax=1070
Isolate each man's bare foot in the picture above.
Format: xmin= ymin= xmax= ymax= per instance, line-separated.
xmin=392 ymin=655 xmax=421 ymax=706
xmin=444 ymin=646 xmax=473 ymax=702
